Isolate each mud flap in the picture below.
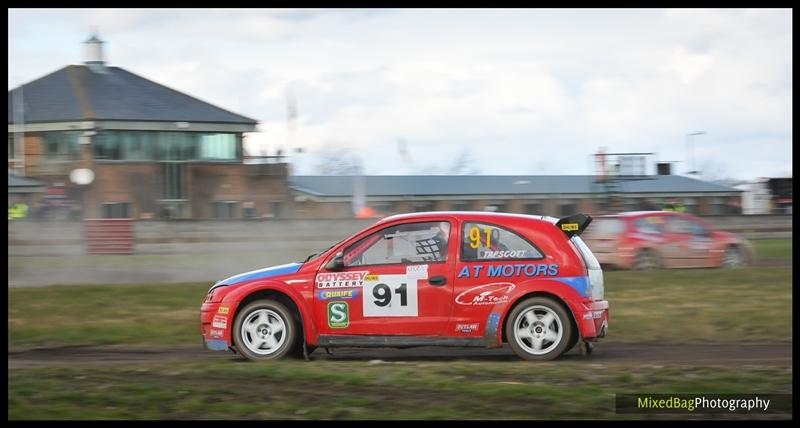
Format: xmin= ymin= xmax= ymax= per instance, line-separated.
xmin=578 ymin=341 xmax=595 ymax=356
xmin=302 ymin=328 xmax=310 ymax=361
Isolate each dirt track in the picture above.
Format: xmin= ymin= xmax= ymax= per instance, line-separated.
xmin=8 ymin=342 xmax=792 ymax=369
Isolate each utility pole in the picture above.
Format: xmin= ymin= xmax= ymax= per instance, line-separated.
xmin=12 ymin=82 xmax=25 ymax=176
xmin=686 ymin=131 xmax=706 ymax=175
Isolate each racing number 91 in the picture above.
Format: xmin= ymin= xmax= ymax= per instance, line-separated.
xmin=469 ymin=226 xmax=492 ymax=249
xmin=373 ymin=283 xmax=407 ymax=307
xmin=363 ymin=275 xmax=418 ymax=317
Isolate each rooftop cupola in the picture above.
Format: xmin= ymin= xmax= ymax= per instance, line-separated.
xmin=84 ymin=31 xmax=106 ymax=73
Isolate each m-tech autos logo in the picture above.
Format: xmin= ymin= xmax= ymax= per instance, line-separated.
xmin=327 ymin=301 xmax=350 ymax=328
xmin=455 ymin=283 xmax=515 ymax=306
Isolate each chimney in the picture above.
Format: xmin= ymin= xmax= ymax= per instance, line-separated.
xmin=84 ymin=31 xmax=106 ymax=73
xmin=656 ymin=162 xmax=672 ymax=175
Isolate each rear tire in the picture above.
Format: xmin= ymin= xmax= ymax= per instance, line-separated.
xmin=506 ymin=297 xmax=573 ymax=361
xmin=634 ymin=249 xmax=659 ymax=270
xmin=721 ymin=246 xmax=746 ymax=268
xmin=233 ymin=299 xmax=297 ymax=361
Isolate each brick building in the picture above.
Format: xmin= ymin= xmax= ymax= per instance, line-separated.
xmin=8 ymin=34 xmax=290 ymax=220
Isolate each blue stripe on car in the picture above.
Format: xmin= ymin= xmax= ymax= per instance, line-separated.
xmin=552 ymin=276 xmax=589 ymax=297
xmin=215 ymin=262 xmax=302 ymax=287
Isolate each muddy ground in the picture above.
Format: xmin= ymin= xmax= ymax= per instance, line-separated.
xmin=8 ymin=342 xmax=792 ymax=368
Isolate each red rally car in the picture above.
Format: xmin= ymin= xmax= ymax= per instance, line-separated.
xmin=582 ymin=211 xmax=755 ymax=270
xmin=200 ymin=211 xmax=609 ymax=361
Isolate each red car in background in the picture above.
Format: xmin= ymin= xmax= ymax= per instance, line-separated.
xmin=582 ymin=211 xmax=754 ymax=270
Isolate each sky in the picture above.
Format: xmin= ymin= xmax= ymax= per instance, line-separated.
xmin=8 ymin=8 xmax=793 ymax=180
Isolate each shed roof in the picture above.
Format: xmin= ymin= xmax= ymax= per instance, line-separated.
xmin=289 ymin=175 xmax=742 ymax=197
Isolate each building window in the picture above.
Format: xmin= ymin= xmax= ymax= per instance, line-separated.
xmin=8 ymin=134 xmax=15 ymax=160
xmin=94 ymin=131 xmax=239 ymax=161
xmin=102 ymin=202 xmax=131 ymax=219
xmin=683 ymin=198 xmax=698 ymax=215
xmin=484 ymin=202 xmax=507 ymax=213
xmin=450 ymin=201 xmax=471 ymax=212
xmin=524 ymin=202 xmax=543 ymax=215
xmin=711 ymin=197 xmax=726 ymax=215
xmin=559 ymin=201 xmax=577 ymax=217
xmin=243 ymin=202 xmax=256 ymax=219
xmin=213 ymin=201 xmax=238 ymax=219
xmin=270 ymin=201 xmax=283 ymax=219
xmin=42 ymin=131 xmax=81 ymax=160
xmin=372 ymin=201 xmax=397 ymax=215
xmin=199 ymin=133 xmax=237 ymax=160
xmin=158 ymin=201 xmax=188 ymax=219
xmin=161 ymin=163 xmax=186 ymax=200
xmin=413 ymin=201 xmax=434 ymax=212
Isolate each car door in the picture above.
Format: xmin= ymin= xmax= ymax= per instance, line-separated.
xmin=451 ymin=220 xmax=548 ymax=337
xmin=314 ymin=219 xmax=456 ymax=336
xmin=662 ymin=215 xmax=693 ymax=267
xmin=683 ymin=215 xmax=714 ymax=267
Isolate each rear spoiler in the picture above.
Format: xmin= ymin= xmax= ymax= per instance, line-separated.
xmin=555 ymin=213 xmax=593 ymax=238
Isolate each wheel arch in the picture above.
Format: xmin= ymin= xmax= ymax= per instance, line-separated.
xmin=499 ymin=291 xmax=580 ymax=347
xmin=722 ymin=242 xmax=753 ymax=266
xmin=233 ymin=287 xmax=314 ymax=349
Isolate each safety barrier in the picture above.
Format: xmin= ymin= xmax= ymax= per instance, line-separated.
xmin=85 ymin=218 xmax=134 ymax=254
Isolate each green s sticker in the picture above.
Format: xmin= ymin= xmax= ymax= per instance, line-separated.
xmin=327 ymin=301 xmax=350 ymax=328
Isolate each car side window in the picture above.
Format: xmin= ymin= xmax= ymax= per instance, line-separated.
xmin=687 ymin=219 xmax=709 ymax=237
xmin=343 ymin=221 xmax=450 ymax=267
xmin=461 ymin=222 xmax=544 ymax=261
xmin=665 ymin=217 xmax=692 ymax=234
xmin=636 ymin=216 xmax=665 ymax=234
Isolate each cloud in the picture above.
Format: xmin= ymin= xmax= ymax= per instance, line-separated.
xmin=8 ymin=8 xmax=792 ymax=180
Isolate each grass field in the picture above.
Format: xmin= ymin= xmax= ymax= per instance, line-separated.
xmin=8 ymin=266 xmax=792 ymax=348
xmin=752 ymin=238 xmax=793 ymax=260
xmin=8 ymin=239 xmax=793 ymax=420
xmin=8 ymin=359 xmax=792 ymax=420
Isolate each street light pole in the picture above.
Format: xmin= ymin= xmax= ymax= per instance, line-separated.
xmin=686 ymin=131 xmax=706 ymax=175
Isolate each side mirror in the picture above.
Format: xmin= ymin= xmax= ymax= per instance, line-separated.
xmin=325 ymin=251 xmax=345 ymax=271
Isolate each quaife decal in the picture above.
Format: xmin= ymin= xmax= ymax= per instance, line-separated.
xmin=455 ymin=283 xmax=516 ymax=306
xmin=318 ymin=289 xmax=360 ymax=300
xmin=455 ymin=323 xmax=479 ymax=333
xmin=212 ymin=315 xmax=228 ymax=329
xmin=327 ymin=301 xmax=350 ymax=328
xmin=218 ymin=306 xmax=229 ymax=314
xmin=457 ymin=263 xmax=559 ymax=278
xmin=316 ymin=271 xmax=370 ymax=288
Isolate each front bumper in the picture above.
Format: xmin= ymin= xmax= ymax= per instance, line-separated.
xmin=577 ymin=300 xmax=609 ymax=340
xmin=200 ymin=301 xmax=232 ymax=351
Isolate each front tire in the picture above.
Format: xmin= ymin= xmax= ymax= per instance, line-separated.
xmin=233 ymin=299 xmax=297 ymax=361
xmin=506 ymin=297 xmax=573 ymax=361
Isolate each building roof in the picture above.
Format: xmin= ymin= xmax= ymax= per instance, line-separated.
xmin=290 ymin=175 xmax=742 ymax=197
xmin=8 ymin=173 xmax=45 ymax=189
xmin=8 ymin=65 xmax=257 ymax=125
